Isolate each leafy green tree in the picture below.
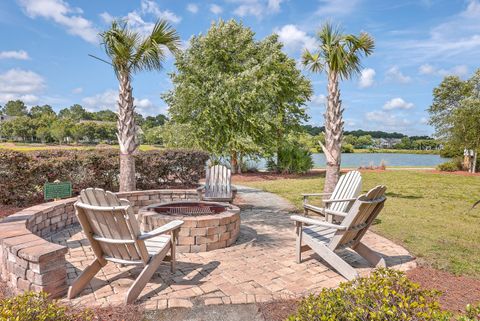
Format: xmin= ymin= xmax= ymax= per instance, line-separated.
xmin=98 ymin=19 xmax=179 ymax=191
xmin=164 ymin=19 xmax=312 ymax=173
xmin=428 ymin=69 xmax=480 ymax=172
xmin=10 ymin=116 xmax=34 ymax=141
xmin=143 ymin=126 xmax=164 ymax=145
xmin=36 ymin=126 xmax=51 ymax=143
xmin=2 ymin=100 xmax=28 ymax=116
xmin=303 ymin=23 xmax=374 ymax=192
xmin=58 ymin=104 xmax=90 ymax=121
xmin=30 ymin=105 xmax=56 ymax=118
xmin=143 ymin=114 xmax=168 ymax=130
xmin=91 ymin=109 xmax=117 ymax=121
xmin=50 ymin=120 xmax=70 ymax=144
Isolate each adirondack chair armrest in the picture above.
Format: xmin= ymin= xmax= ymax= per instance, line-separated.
xmin=138 ymin=220 xmax=184 ymax=240
xmin=301 ymin=193 xmax=332 ymax=197
xmin=196 ymin=185 xmax=205 ymax=192
xmin=323 ymin=197 xmax=357 ymax=203
xmin=290 ymin=215 xmax=347 ymax=230
xmin=323 ymin=209 xmax=348 ymax=217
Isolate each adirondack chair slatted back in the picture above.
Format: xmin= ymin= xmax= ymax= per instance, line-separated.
xmin=75 ymin=188 xmax=150 ymax=265
xmin=205 ymin=165 xmax=232 ymax=198
xmin=329 ymin=185 xmax=386 ymax=250
xmin=328 ymin=171 xmax=362 ymax=213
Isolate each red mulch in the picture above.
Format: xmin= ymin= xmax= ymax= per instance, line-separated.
xmin=258 ymin=299 xmax=299 ymax=321
xmin=258 ymin=268 xmax=480 ymax=321
xmin=407 ymin=267 xmax=480 ymax=313
xmin=0 ymin=205 xmax=24 ymax=219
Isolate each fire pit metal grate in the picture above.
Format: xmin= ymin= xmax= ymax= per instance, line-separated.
xmin=148 ymin=202 xmax=228 ymax=216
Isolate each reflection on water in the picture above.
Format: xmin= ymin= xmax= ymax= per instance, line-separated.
xmin=251 ymin=153 xmax=450 ymax=169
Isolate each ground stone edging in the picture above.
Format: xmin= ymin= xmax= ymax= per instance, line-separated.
xmin=0 ymin=189 xmax=200 ymax=298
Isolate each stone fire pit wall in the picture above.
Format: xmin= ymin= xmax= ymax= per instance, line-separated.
xmin=0 ymin=190 xmax=199 ymax=298
xmin=139 ymin=203 xmax=241 ymax=253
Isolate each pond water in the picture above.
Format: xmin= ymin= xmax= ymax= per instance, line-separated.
xmin=251 ymin=153 xmax=450 ymax=170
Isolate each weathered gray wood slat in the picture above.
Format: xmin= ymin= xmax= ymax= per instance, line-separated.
xmin=292 ymin=185 xmax=387 ymax=280
xmin=303 ymin=171 xmax=362 ymax=222
xmin=68 ymin=188 xmax=184 ymax=304
xmin=198 ymin=164 xmax=236 ymax=202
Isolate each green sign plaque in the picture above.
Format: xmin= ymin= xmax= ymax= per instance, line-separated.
xmin=44 ymin=181 xmax=72 ymax=201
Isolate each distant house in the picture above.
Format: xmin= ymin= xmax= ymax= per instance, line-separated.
xmin=374 ymin=138 xmax=402 ymax=149
xmin=0 ymin=114 xmax=17 ymax=123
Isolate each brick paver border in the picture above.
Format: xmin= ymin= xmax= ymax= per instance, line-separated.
xmin=0 ymin=189 xmax=199 ymax=298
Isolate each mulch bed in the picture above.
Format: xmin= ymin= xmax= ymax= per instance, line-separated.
xmin=407 ymin=267 xmax=480 ymax=313
xmin=258 ymin=267 xmax=480 ymax=321
xmin=258 ymin=299 xmax=299 ymax=321
xmin=0 ymin=205 xmax=24 ymax=219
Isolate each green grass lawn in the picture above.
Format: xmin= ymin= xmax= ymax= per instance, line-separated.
xmin=240 ymin=171 xmax=480 ymax=278
xmin=0 ymin=143 xmax=162 ymax=152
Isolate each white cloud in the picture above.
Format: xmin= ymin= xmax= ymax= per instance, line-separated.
xmin=0 ymin=69 xmax=45 ymax=104
xmin=418 ymin=64 xmax=468 ymax=77
xmin=18 ymin=0 xmax=98 ymax=43
xmin=389 ymin=0 xmax=480 ymax=64
xmin=268 ymin=0 xmax=283 ymax=12
xmin=228 ymin=0 xmax=283 ymax=18
xmin=382 ymin=97 xmax=414 ymax=110
xmin=82 ymin=90 xmax=160 ymax=115
xmin=141 ymin=0 xmax=181 ymax=24
xmin=72 ymin=87 xmax=83 ymax=94
xmin=99 ymin=12 xmax=114 ymax=24
xmin=233 ymin=3 xmax=263 ymax=17
xmin=311 ymin=94 xmax=326 ymax=105
xmin=358 ymin=68 xmax=375 ymax=88
xmin=82 ymin=90 xmax=118 ymax=111
xmin=275 ymin=25 xmax=317 ymax=53
xmin=210 ymin=4 xmax=223 ymax=14
xmin=365 ymin=110 xmax=412 ymax=127
xmin=186 ymin=3 xmax=199 ymax=14
xmin=0 ymin=50 xmax=30 ymax=60
xmin=316 ymin=0 xmax=360 ymax=16
xmin=385 ymin=66 xmax=411 ymax=83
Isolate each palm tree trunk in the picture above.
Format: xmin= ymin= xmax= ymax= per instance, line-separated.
xmin=117 ymin=72 xmax=139 ymax=192
xmin=323 ymin=71 xmax=343 ymax=193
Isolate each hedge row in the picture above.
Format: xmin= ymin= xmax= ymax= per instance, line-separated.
xmin=0 ymin=149 xmax=209 ymax=205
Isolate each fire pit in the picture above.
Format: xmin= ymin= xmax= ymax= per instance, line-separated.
xmin=138 ymin=201 xmax=241 ymax=253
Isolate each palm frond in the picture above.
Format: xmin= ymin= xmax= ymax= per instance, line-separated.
xmin=307 ymin=22 xmax=374 ymax=80
xmin=302 ymin=49 xmax=324 ymax=73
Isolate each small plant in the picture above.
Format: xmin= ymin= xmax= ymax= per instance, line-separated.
xmin=288 ymin=269 xmax=451 ymax=321
xmin=267 ymin=142 xmax=314 ymax=174
xmin=0 ymin=291 xmax=92 ymax=321
xmin=437 ymin=158 xmax=462 ymax=172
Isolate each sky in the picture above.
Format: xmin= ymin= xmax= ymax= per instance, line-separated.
xmin=0 ymin=0 xmax=479 ymax=136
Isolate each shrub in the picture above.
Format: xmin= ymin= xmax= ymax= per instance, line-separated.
xmin=0 ymin=291 xmax=92 ymax=321
xmin=0 ymin=149 xmax=209 ymax=205
xmin=267 ymin=143 xmax=314 ymax=174
xmin=437 ymin=158 xmax=462 ymax=172
xmin=342 ymin=143 xmax=354 ymax=153
xmin=288 ymin=269 xmax=451 ymax=321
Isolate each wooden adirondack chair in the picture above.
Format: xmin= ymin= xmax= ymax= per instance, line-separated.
xmin=197 ymin=164 xmax=237 ymax=202
xmin=291 ymin=185 xmax=387 ymax=280
xmin=303 ymin=170 xmax=362 ymax=222
xmin=67 ymin=188 xmax=184 ymax=304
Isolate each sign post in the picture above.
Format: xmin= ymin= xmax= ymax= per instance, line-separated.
xmin=44 ymin=181 xmax=72 ymax=201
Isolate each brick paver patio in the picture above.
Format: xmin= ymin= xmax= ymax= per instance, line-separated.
xmin=50 ymin=186 xmax=415 ymax=310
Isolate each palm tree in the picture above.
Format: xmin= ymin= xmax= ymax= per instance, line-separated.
xmin=98 ymin=20 xmax=180 ymax=191
xmin=302 ymin=23 xmax=374 ymax=193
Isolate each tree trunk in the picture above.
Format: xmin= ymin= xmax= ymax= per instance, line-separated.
xmin=231 ymin=151 xmax=238 ymax=174
xmin=323 ymin=71 xmax=343 ymax=193
xmin=117 ymin=72 xmax=139 ymax=192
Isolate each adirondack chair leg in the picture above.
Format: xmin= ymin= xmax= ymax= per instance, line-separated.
xmin=125 ymin=245 xmax=170 ymax=304
xmin=295 ymin=222 xmax=303 ymax=263
xmin=305 ymin=237 xmax=359 ymax=280
xmin=170 ymin=230 xmax=178 ymax=273
xmin=68 ymin=258 xmax=104 ymax=299
xmin=353 ymin=242 xmax=386 ymax=268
